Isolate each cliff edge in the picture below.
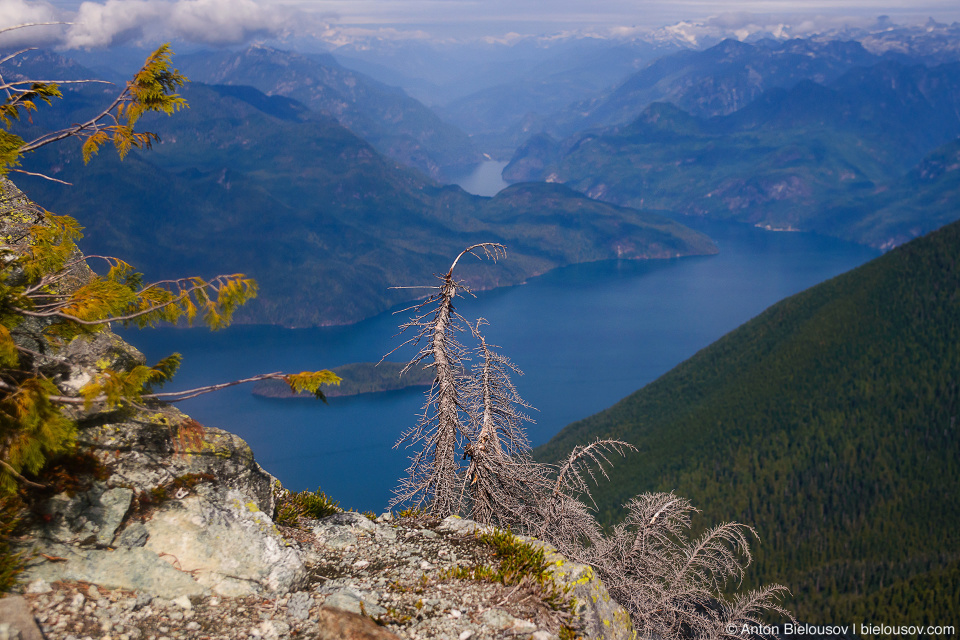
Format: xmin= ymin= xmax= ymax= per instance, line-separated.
xmin=1 ymin=180 xmax=634 ymax=640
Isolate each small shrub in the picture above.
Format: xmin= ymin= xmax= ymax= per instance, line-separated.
xmin=274 ymin=486 xmax=341 ymax=527
xmin=31 ymin=450 xmax=111 ymax=498
xmin=479 ymin=530 xmax=574 ymax=613
xmin=442 ymin=529 xmax=578 ymax=636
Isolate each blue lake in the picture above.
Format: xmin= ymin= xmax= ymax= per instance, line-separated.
xmin=119 ymin=216 xmax=879 ymax=512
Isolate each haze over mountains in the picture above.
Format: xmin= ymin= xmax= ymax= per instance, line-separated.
xmin=6 ymin=15 xmax=960 ymax=322
xmin=498 ymin=35 xmax=960 ymax=249
xmin=174 ymin=46 xmax=482 ymax=181
xmin=9 ymin=52 xmax=715 ymax=327
xmin=3 ymin=9 xmax=960 ymax=629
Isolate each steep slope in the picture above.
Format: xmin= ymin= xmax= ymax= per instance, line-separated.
xmin=505 ymin=60 xmax=960 ymax=247
xmin=546 ymin=38 xmax=882 ymax=137
xmin=536 ymin=220 xmax=960 ymax=624
xmin=13 ymin=78 xmax=715 ymax=327
xmin=813 ymin=137 xmax=960 ymax=250
xmin=435 ymin=39 xmax=677 ymax=158
xmin=176 ymin=45 xmax=481 ymax=180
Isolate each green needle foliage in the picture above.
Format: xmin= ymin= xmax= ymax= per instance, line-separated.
xmin=0 ymin=30 xmax=338 ymax=497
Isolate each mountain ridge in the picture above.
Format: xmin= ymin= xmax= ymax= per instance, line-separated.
xmin=10 ymin=57 xmax=716 ymax=328
xmin=175 ymin=44 xmax=482 ymax=180
xmin=504 ymin=58 xmax=960 ymax=248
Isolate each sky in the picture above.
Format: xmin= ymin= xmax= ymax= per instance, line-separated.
xmin=1 ymin=0 xmax=959 ymax=49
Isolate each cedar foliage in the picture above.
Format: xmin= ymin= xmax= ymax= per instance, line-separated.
xmin=391 ymin=245 xmax=793 ymax=639
xmin=0 ymin=34 xmax=338 ymax=498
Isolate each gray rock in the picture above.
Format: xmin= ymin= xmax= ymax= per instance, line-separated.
xmin=320 ymin=512 xmax=376 ymax=531
xmin=20 ymin=543 xmax=206 ymax=600
xmin=0 ymin=595 xmax=44 ymax=640
xmin=24 ymin=579 xmax=51 ymax=594
xmin=75 ymin=405 xmax=278 ymax=515
xmin=436 ymin=515 xmax=491 ymax=535
xmin=525 ymin=537 xmax=635 ymax=640
xmin=312 ymin=526 xmax=359 ymax=550
xmin=312 ymin=512 xmax=384 ymax=551
xmin=480 ymin=608 xmax=519 ymax=630
xmin=114 ymin=522 xmax=149 ymax=547
xmin=142 ymin=485 xmax=306 ymax=597
xmin=37 ymin=483 xmax=132 ymax=547
xmin=56 ymin=332 xmax=146 ymax=396
xmin=287 ymin=591 xmax=313 ymax=619
xmin=323 ymin=588 xmax=386 ymax=617
xmin=375 ymin=527 xmax=398 ymax=542
xmin=96 ymin=487 xmax=134 ymax=545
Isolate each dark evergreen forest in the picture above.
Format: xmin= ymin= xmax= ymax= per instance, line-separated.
xmin=537 ymin=219 xmax=960 ymax=625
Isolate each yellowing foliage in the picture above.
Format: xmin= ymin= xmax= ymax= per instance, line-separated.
xmin=0 ymin=37 xmax=334 ymax=497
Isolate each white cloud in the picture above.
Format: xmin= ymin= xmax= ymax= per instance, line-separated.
xmin=3 ymin=0 xmax=960 ymax=49
xmin=0 ymin=0 xmax=56 ymax=24
xmin=64 ymin=0 xmax=162 ymax=47
xmin=0 ymin=0 xmax=315 ymax=49
xmin=0 ymin=0 xmax=63 ymax=46
xmin=168 ymin=0 xmax=294 ymax=46
xmin=317 ymin=25 xmax=431 ymax=48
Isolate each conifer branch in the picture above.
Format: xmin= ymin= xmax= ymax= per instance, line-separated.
xmin=7 ymin=168 xmax=71 ymax=185
xmin=0 ymin=458 xmax=45 ymax=489
xmin=0 ymin=369 xmax=339 ymax=406
xmin=2 ymin=40 xmax=187 ymax=165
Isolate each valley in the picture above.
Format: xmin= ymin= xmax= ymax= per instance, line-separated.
xmin=2 ymin=13 xmax=959 ymax=631
xmin=536 ymin=218 xmax=960 ymax=626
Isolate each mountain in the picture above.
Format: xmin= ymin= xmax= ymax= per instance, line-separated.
xmin=535 ymin=219 xmax=960 ymax=625
xmin=175 ymin=45 xmax=482 ymax=180
xmin=504 ymin=60 xmax=960 ymax=248
xmin=554 ymin=38 xmax=882 ymax=135
xmin=810 ymin=138 xmax=960 ymax=250
xmin=857 ymin=18 xmax=960 ymax=64
xmin=10 ymin=58 xmax=716 ymax=328
xmin=328 ymin=35 xmax=682 ymax=108
xmin=434 ymin=39 xmax=679 ymax=158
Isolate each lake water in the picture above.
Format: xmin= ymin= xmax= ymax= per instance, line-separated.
xmin=118 ymin=216 xmax=879 ymax=512
xmin=446 ymin=160 xmax=510 ymax=196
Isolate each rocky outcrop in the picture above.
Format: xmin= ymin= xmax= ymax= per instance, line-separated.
xmin=3 ymin=177 xmax=634 ymax=638
xmin=8 ymin=317 xmax=636 ymax=640
xmin=20 ymin=403 xmax=307 ymax=598
xmin=0 ymin=595 xmax=44 ymax=640
xmin=18 ymin=511 xmax=636 ymax=640
xmin=9 ymin=320 xmax=636 ymax=636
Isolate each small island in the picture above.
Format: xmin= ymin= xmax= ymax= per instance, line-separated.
xmin=251 ymin=361 xmax=434 ymax=399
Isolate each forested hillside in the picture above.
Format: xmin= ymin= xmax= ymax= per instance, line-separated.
xmin=175 ymin=46 xmax=481 ymax=180
xmin=536 ymin=220 xmax=960 ymax=624
xmin=505 ymin=59 xmax=960 ymax=249
xmin=10 ymin=61 xmax=715 ymax=327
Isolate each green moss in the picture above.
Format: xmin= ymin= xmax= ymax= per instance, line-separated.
xmin=442 ymin=529 xmax=581 ymax=637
